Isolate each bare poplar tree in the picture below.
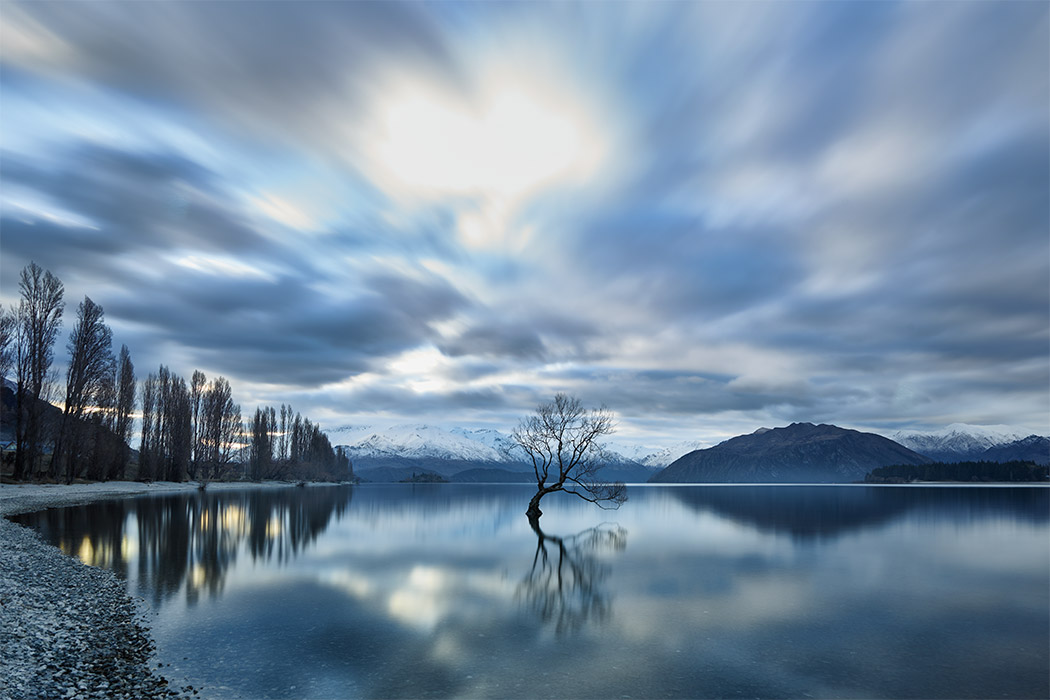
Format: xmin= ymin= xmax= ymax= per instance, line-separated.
xmin=0 ymin=305 xmax=15 ymax=433
xmin=217 ymin=392 xmax=241 ymax=474
xmin=14 ymin=263 xmax=64 ymax=481
xmin=190 ymin=369 xmax=207 ymax=478
xmin=138 ymin=365 xmax=190 ymax=481
xmin=165 ymin=373 xmax=192 ymax=481
xmin=279 ymin=404 xmax=289 ymax=463
xmin=267 ymin=407 xmax=277 ymax=475
xmin=139 ymin=371 xmax=157 ymax=480
xmin=249 ymin=407 xmax=272 ymax=480
xmin=512 ymin=393 xmax=626 ymax=522
xmin=54 ymin=296 xmax=114 ymax=482
xmin=154 ymin=366 xmax=171 ymax=477
xmin=290 ymin=412 xmax=303 ymax=463
xmin=86 ymin=361 xmax=117 ymax=481
xmin=110 ymin=345 xmax=136 ymax=479
xmin=0 ymin=305 xmax=14 ymax=383
xmin=199 ymin=375 xmax=238 ymax=481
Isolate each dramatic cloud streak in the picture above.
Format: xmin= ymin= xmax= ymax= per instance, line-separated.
xmin=1 ymin=1 xmax=1047 ymax=445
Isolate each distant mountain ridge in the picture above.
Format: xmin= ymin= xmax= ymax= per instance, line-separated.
xmin=610 ymin=440 xmax=709 ymax=468
xmin=329 ymin=424 xmax=659 ymax=483
xmin=981 ymin=435 xmax=1050 ymax=465
xmin=328 ymin=424 xmax=515 ymax=464
xmin=889 ymin=423 xmax=1035 ymax=463
xmin=328 ymin=421 xmax=1047 ymax=484
xmin=650 ymin=422 xmax=931 ymax=483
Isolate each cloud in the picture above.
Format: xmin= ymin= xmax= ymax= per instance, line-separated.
xmin=0 ymin=1 xmax=1046 ymax=439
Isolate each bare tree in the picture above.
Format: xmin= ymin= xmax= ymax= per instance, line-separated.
xmin=278 ymin=403 xmax=289 ymax=463
xmin=0 ymin=304 xmax=15 ymax=384
xmin=249 ymin=407 xmax=272 ymax=480
xmin=199 ymin=375 xmax=239 ymax=481
xmin=14 ymin=263 xmax=64 ymax=481
xmin=0 ymin=305 xmax=16 ymax=433
xmin=139 ymin=371 xmax=157 ymax=480
xmin=139 ymin=365 xmax=191 ymax=481
xmin=110 ymin=345 xmax=136 ymax=480
xmin=54 ymin=296 xmax=114 ymax=482
xmin=190 ymin=369 xmax=207 ymax=479
xmin=513 ymin=393 xmax=626 ymax=522
xmin=164 ymin=373 xmax=192 ymax=481
xmin=85 ymin=361 xmax=117 ymax=481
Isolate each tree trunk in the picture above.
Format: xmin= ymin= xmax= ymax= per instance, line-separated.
xmin=526 ymin=490 xmax=545 ymax=522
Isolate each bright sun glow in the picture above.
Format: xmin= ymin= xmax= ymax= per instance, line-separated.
xmin=369 ymin=71 xmax=608 ymax=235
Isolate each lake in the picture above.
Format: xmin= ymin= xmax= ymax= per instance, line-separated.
xmin=12 ymin=484 xmax=1050 ymax=699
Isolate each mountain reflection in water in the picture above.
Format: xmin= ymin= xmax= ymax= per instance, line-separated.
xmin=667 ymin=484 xmax=1050 ymax=539
xmin=10 ymin=484 xmax=1048 ymax=700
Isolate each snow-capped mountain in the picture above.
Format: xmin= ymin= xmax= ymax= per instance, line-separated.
xmin=889 ymin=424 xmax=1034 ymax=462
xmin=330 ymin=424 xmax=516 ymax=463
xmin=981 ymin=435 xmax=1050 ymax=465
xmin=329 ymin=423 xmax=664 ymax=482
xmin=449 ymin=428 xmax=529 ymax=462
xmin=632 ymin=441 xmax=708 ymax=468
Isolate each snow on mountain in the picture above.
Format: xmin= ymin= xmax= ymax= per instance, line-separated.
xmin=325 ymin=425 xmax=379 ymax=447
xmin=638 ymin=441 xmax=708 ymax=468
xmin=981 ymin=435 xmax=1050 ymax=465
xmin=331 ymin=424 xmax=519 ymax=463
xmin=607 ymin=440 xmax=708 ymax=468
xmin=449 ymin=428 xmax=529 ymax=462
xmin=889 ymin=423 xmax=1033 ymax=462
xmin=329 ymin=421 xmax=1045 ymax=471
xmin=329 ymin=423 xmax=679 ymax=468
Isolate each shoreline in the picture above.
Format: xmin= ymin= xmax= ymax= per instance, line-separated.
xmin=0 ymin=480 xmax=322 ymax=700
xmin=0 ymin=479 xmax=334 ymax=518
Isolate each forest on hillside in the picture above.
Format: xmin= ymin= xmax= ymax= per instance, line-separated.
xmin=865 ymin=461 xmax=1049 ymax=484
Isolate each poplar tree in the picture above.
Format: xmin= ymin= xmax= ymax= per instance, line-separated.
xmin=54 ymin=296 xmax=114 ymax=482
xmin=0 ymin=305 xmax=15 ymax=430
xmin=13 ymin=263 xmax=64 ymax=481
xmin=110 ymin=345 xmax=136 ymax=479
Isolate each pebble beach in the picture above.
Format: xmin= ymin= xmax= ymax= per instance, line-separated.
xmin=0 ymin=481 xmax=301 ymax=700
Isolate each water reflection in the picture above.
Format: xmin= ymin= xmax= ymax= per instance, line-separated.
xmin=14 ymin=486 xmax=353 ymax=608
xmin=518 ymin=520 xmax=627 ymax=634
xmin=667 ymin=485 xmax=1050 ymax=539
xmin=10 ymin=484 xmax=1048 ymax=699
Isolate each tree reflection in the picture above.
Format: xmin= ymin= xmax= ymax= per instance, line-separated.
xmin=517 ymin=519 xmax=627 ymax=634
xmin=17 ymin=486 xmax=354 ymax=608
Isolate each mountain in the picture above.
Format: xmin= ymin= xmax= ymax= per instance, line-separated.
xmin=608 ymin=440 xmax=708 ymax=468
xmin=330 ymin=424 xmax=516 ymax=464
xmin=650 ymin=422 xmax=931 ymax=484
xmin=890 ymin=424 xmax=1031 ymax=463
xmin=332 ymin=423 xmax=655 ymax=483
xmin=449 ymin=427 xmax=529 ymax=462
xmin=980 ymin=435 xmax=1049 ymax=465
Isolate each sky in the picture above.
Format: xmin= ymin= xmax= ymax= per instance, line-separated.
xmin=1 ymin=1 xmax=1047 ymax=447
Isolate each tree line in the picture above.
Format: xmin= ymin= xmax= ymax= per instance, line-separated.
xmin=0 ymin=262 xmax=352 ymax=483
xmin=864 ymin=461 xmax=1049 ymax=483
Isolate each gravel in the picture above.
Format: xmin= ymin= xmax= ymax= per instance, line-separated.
xmin=0 ymin=484 xmax=203 ymax=700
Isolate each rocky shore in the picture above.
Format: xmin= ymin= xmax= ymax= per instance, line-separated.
xmin=0 ymin=483 xmax=219 ymax=700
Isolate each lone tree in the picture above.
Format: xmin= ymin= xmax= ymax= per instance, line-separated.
xmin=513 ymin=393 xmax=627 ymax=522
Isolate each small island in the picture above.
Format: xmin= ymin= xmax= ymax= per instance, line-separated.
xmin=399 ymin=472 xmax=449 ymax=483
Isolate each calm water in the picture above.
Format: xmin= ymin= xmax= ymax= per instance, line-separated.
xmin=13 ymin=484 xmax=1050 ymax=699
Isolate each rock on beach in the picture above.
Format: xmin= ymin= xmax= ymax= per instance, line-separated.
xmin=0 ymin=484 xmax=199 ymax=700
